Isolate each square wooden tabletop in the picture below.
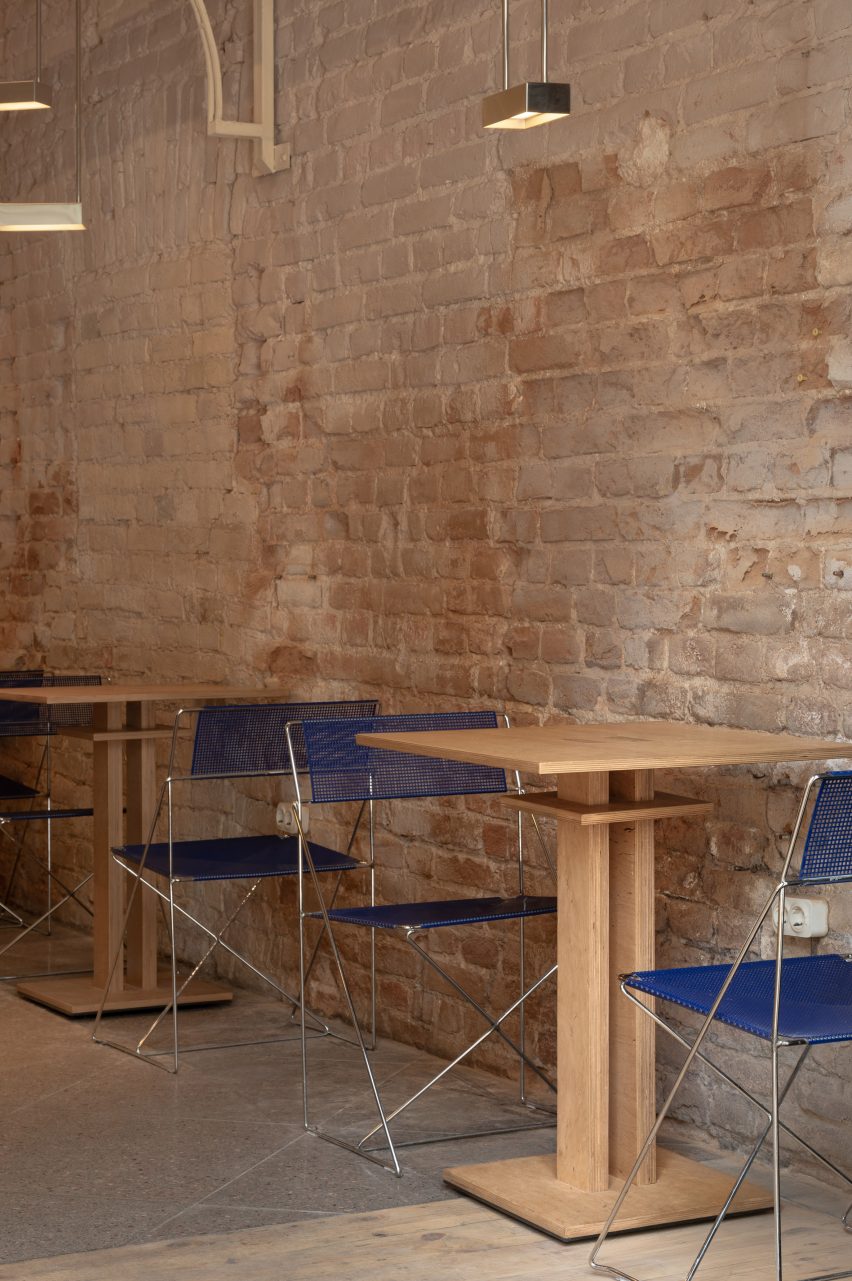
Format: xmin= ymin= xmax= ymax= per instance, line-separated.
xmin=356 ymin=721 xmax=846 ymax=776
xmin=0 ymin=683 xmax=294 ymax=705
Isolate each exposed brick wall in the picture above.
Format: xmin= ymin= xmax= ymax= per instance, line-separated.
xmin=1 ymin=0 xmax=850 ymax=1167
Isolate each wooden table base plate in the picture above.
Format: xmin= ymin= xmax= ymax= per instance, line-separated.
xmin=444 ymin=1149 xmax=773 ymax=1242
xmin=16 ymin=972 xmax=233 ymax=1017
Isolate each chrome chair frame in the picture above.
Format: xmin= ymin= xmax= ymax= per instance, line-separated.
xmin=0 ymin=669 xmax=48 ymax=930
xmin=93 ymin=700 xmax=379 ymax=1073
xmin=288 ymin=711 xmax=558 ymax=1177
xmin=589 ymin=771 xmax=852 ymax=1281
xmin=0 ymin=675 xmax=100 ymax=979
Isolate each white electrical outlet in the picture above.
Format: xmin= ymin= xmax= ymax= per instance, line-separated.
xmin=275 ymin=802 xmax=309 ymax=836
xmin=772 ymin=896 xmax=828 ymax=939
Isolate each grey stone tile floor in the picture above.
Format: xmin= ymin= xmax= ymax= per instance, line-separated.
xmin=2 ymin=926 xmax=848 ymax=1269
xmin=0 ymin=927 xmax=556 ymax=1265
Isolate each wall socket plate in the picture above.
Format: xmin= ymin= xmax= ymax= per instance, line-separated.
xmin=275 ymin=802 xmax=308 ymax=835
xmin=771 ymin=896 xmax=828 ymax=939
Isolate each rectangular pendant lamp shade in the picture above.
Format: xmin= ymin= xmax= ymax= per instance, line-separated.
xmin=483 ymin=81 xmax=570 ymax=129
xmin=0 ymin=202 xmax=84 ymax=231
xmin=0 ymin=80 xmax=53 ymax=110
xmin=483 ymin=0 xmax=570 ymax=130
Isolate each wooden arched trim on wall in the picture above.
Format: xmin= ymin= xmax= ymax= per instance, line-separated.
xmin=187 ymin=0 xmax=289 ymax=173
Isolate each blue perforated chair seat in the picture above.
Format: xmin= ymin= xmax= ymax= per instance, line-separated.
xmin=115 ymin=834 xmax=361 ymax=882
xmin=307 ymin=894 xmax=557 ymax=931
xmin=0 ymin=776 xmax=42 ymax=801
xmin=625 ymin=954 xmax=852 ymax=1045
xmin=0 ymin=807 xmax=92 ymax=823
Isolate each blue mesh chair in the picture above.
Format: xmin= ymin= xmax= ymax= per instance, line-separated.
xmin=0 ymin=669 xmax=45 ymax=928
xmin=590 ymin=770 xmax=852 ymax=1281
xmin=0 ymin=674 xmax=100 ymax=972
xmin=0 ymin=669 xmax=46 ymax=810
xmin=288 ymin=711 xmax=558 ymax=1176
xmin=93 ymin=698 xmax=379 ymax=1072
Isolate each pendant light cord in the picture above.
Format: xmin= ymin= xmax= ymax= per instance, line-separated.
xmin=36 ymin=0 xmax=42 ymax=81
xmin=501 ymin=0 xmax=550 ymax=89
xmin=75 ymin=0 xmax=81 ymax=204
xmin=542 ymin=0 xmax=548 ymax=82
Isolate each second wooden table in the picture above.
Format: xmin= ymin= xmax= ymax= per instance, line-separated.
xmin=4 ymin=682 xmax=292 ymax=1016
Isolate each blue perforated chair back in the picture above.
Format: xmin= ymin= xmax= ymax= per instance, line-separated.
xmin=0 ymin=669 xmax=44 ymax=735
xmin=281 ymin=701 xmax=380 ymax=774
xmin=302 ymin=711 xmax=507 ymax=803
xmin=44 ymin=674 xmax=102 ymax=731
xmin=190 ymin=700 xmax=379 ymax=779
xmin=799 ymin=772 xmax=852 ymax=883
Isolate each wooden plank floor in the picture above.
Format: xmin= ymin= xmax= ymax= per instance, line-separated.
xmin=3 ymin=1194 xmax=849 ymax=1281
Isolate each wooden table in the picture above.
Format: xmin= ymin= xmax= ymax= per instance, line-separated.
xmin=357 ymin=721 xmax=843 ymax=1241
xmin=2 ymin=682 xmax=291 ymax=1016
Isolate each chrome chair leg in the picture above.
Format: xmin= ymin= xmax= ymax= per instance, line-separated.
xmin=358 ymin=960 xmax=557 ymax=1153
xmin=591 ymin=1006 xmax=852 ymax=1279
xmin=368 ymin=797 xmax=377 ymax=1051
xmin=0 ymin=872 xmax=93 ymax=980
xmin=134 ymin=879 xmax=263 ymax=1071
xmin=290 ymin=801 xmax=373 ymax=1039
xmin=298 ymin=836 xmax=309 ymax=1130
xmin=623 ymin=989 xmax=852 ymax=1190
xmin=294 ymin=809 xmax=401 ymax=1176
xmin=292 ymin=808 xmax=376 ymax=1054
xmin=408 ymin=933 xmax=556 ymax=1091
xmin=295 ymin=867 xmax=344 ymax=999
xmin=0 ymin=800 xmax=95 ymax=979
xmin=117 ymin=862 xmax=313 ymax=1015
xmin=167 ymin=875 xmax=180 ymax=1073
xmin=1 ymin=741 xmax=49 ymax=912
xmin=0 ymin=899 xmax=23 ymax=927
xmin=684 ymin=1048 xmax=810 ymax=1281
xmin=590 ymin=892 xmax=779 ymax=1280
xmin=2 ymin=825 xmax=38 ymax=921
xmin=303 ymin=913 xmax=402 ymax=1174
xmin=97 ymin=868 xmax=330 ymax=1070
xmin=43 ymin=738 xmax=53 ymax=934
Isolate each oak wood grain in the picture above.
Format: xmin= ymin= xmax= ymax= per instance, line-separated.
xmin=0 ymin=683 xmax=294 ymax=704
xmin=358 ymin=721 xmax=843 ymax=775
xmin=501 ymin=789 xmax=713 ymax=825
xmin=556 ymin=770 xmax=610 ymax=1192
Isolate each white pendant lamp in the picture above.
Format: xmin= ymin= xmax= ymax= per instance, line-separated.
xmin=0 ymin=202 xmax=83 ymax=230
xmin=0 ymin=0 xmax=85 ymax=231
xmin=0 ymin=0 xmax=52 ymax=110
xmin=0 ymin=80 xmax=52 ymax=110
xmin=483 ymin=0 xmax=570 ymax=130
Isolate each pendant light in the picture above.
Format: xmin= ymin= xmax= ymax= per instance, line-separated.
xmin=0 ymin=0 xmax=52 ymax=110
xmin=482 ymin=0 xmax=570 ymax=130
xmin=0 ymin=0 xmax=85 ymax=231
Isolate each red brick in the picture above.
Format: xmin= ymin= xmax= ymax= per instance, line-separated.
xmin=3 ymin=0 xmax=851 ymax=1159
xmin=652 ymin=219 xmax=736 ymax=267
xmin=735 ymin=198 xmax=814 ymax=251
